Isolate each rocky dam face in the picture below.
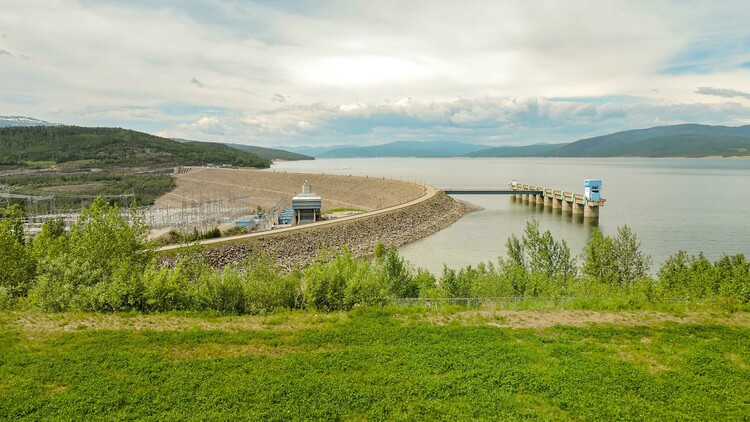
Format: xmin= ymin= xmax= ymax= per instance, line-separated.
xmin=164 ymin=191 xmax=464 ymax=269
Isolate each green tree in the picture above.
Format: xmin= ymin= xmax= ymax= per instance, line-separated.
xmin=582 ymin=226 xmax=651 ymax=287
xmin=519 ymin=220 xmax=576 ymax=279
xmin=32 ymin=218 xmax=67 ymax=261
xmin=441 ymin=266 xmax=473 ymax=298
xmin=0 ymin=222 xmax=36 ymax=298
xmin=612 ymin=226 xmax=651 ymax=286
xmin=582 ymin=227 xmax=616 ymax=284
xmin=374 ymin=243 xmax=418 ymax=298
xmin=0 ymin=204 xmax=26 ymax=244
xmin=31 ymin=197 xmax=152 ymax=311
xmin=505 ymin=234 xmax=525 ymax=269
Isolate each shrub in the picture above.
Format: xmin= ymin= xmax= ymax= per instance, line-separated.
xmin=29 ymin=197 xmax=152 ymax=311
xmin=440 ymin=266 xmax=473 ymax=298
xmin=243 ymin=254 xmax=302 ymax=314
xmin=715 ymin=254 xmax=750 ymax=303
xmin=582 ymin=226 xmax=651 ymax=288
xmin=144 ymin=260 xmax=202 ymax=312
xmin=659 ymin=251 xmax=750 ymax=302
xmin=196 ymin=266 xmax=247 ymax=314
xmin=0 ymin=222 xmax=36 ymax=298
xmin=374 ymin=243 xmax=419 ymax=298
xmin=303 ymin=248 xmax=388 ymax=311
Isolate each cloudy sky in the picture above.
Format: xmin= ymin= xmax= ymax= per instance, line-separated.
xmin=2 ymin=0 xmax=750 ymax=147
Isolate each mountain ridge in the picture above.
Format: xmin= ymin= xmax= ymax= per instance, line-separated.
xmin=318 ymin=140 xmax=490 ymax=158
xmin=0 ymin=116 xmax=57 ymax=127
xmin=0 ymin=126 xmax=271 ymax=169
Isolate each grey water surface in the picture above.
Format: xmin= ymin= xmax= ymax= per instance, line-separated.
xmin=269 ymin=157 xmax=750 ymax=274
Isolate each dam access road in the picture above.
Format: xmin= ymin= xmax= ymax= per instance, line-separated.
xmin=156 ymin=168 xmax=464 ymax=267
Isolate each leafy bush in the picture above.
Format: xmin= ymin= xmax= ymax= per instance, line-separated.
xmin=582 ymin=226 xmax=651 ymax=287
xmin=0 ymin=212 xmax=35 ymax=298
xmin=302 ymin=248 xmax=389 ymax=311
xmin=30 ymin=197 xmax=152 ymax=311
xmin=374 ymin=243 xmax=419 ymax=298
xmin=242 ymin=254 xmax=302 ymax=314
xmin=658 ymin=251 xmax=750 ymax=302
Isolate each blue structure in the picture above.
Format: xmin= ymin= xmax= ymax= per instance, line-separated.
xmin=278 ymin=208 xmax=294 ymax=225
xmin=584 ymin=179 xmax=602 ymax=201
xmin=235 ymin=219 xmax=257 ymax=227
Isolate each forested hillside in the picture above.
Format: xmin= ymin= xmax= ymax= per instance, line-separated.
xmin=554 ymin=124 xmax=750 ymax=157
xmin=225 ymin=143 xmax=314 ymax=161
xmin=469 ymin=124 xmax=750 ymax=158
xmin=0 ymin=126 xmax=271 ymax=168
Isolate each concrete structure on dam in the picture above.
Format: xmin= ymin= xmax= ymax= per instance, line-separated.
xmin=510 ymin=180 xmax=605 ymax=219
xmin=443 ymin=179 xmax=605 ymax=220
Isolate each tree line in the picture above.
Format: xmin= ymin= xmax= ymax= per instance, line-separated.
xmin=1 ymin=200 xmax=748 ymax=313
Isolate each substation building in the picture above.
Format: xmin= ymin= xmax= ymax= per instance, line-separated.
xmin=291 ymin=181 xmax=321 ymax=225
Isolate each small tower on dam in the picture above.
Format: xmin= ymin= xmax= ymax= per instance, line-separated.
xmin=584 ymin=179 xmax=602 ymax=201
xmin=291 ymin=181 xmax=322 ymax=225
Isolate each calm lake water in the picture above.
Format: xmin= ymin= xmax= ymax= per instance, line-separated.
xmin=270 ymin=158 xmax=750 ymax=274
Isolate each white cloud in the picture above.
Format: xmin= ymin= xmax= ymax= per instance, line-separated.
xmin=156 ymin=96 xmax=750 ymax=147
xmin=1 ymin=1 xmax=749 ymax=146
xmin=695 ymin=87 xmax=750 ymax=100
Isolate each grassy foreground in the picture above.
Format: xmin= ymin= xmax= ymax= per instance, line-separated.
xmin=2 ymin=307 xmax=750 ymax=421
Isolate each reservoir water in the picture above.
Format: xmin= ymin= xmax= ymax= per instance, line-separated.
xmin=269 ymin=158 xmax=750 ymax=274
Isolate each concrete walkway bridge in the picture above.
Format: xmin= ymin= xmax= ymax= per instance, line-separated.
xmin=444 ymin=179 xmax=605 ymax=219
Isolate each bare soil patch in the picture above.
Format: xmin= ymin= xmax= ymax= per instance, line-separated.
xmin=418 ymin=310 xmax=750 ymax=329
xmin=4 ymin=311 xmax=350 ymax=336
xmin=7 ymin=310 xmax=750 ymax=338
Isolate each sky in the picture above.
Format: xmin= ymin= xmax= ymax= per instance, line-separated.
xmin=1 ymin=0 xmax=750 ymax=147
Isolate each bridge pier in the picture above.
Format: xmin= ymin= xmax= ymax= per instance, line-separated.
xmin=544 ymin=195 xmax=553 ymax=207
xmin=562 ymin=199 xmax=572 ymax=213
xmin=535 ymin=195 xmax=544 ymax=206
xmin=572 ymin=202 xmax=584 ymax=215
xmin=552 ymin=197 xmax=562 ymax=210
xmin=584 ymin=205 xmax=599 ymax=219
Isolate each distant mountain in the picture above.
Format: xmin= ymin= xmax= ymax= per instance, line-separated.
xmin=0 ymin=116 xmax=57 ymax=127
xmin=173 ymin=138 xmax=313 ymax=161
xmin=224 ymin=143 xmax=314 ymax=161
xmin=320 ymin=140 xmax=490 ymax=158
xmin=554 ymin=124 xmax=750 ymax=157
xmin=0 ymin=126 xmax=271 ymax=169
xmin=467 ymin=143 xmax=568 ymax=157
xmin=280 ymin=144 xmax=360 ymax=158
xmin=469 ymin=124 xmax=750 ymax=158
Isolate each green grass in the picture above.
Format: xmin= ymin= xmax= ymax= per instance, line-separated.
xmin=1 ymin=308 xmax=749 ymax=420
